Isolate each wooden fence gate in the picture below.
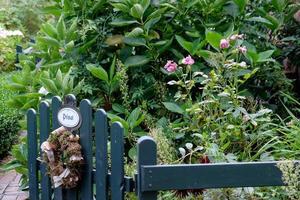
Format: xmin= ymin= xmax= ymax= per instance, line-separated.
xmin=27 ymin=95 xmax=297 ymax=200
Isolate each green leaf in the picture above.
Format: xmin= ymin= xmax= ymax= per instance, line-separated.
xmin=111 ymin=3 xmax=129 ymax=13
xmin=125 ymin=55 xmax=150 ymax=67
xmin=233 ymin=0 xmax=247 ymax=12
xmin=175 ymin=35 xmax=193 ymax=54
xmin=109 ymin=56 xmax=116 ymax=81
xmin=258 ymin=50 xmax=274 ymax=62
xmin=40 ymin=78 xmax=58 ymax=93
xmin=127 ymin=107 xmax=142 ymax=128
xmin=57 ymin=15 xmax=66 ymax=40
xmin=141 ymin=0 xmax=151 ymax=11
xmin=127 ymin=27 xmax=144 ymax=37
xmin=41 ymin=23 xmax=58 ymax=39
xmin=86 ymin=64 xmax=109 ymax=82
xmin=246 ymin=17 xmax=273 ymax=26
xmin=205 ymin=31 xmax=223 ymax=50
xmin=162 ymin=102 xmax=185 ymax=114
xmin=36 ymin=36 xmax=60 ymax=48
xmin=107 ymin=113 xmax=129 ymax=131
xmin=130 ymin=4 xmax=144 ymax=19
xmin=124 ymin=37 xmax=146 ymax=46
xmin=144 ymin=16 xmax=161 ymax=32
xmin=110 ymin=18 xmax=138 ymax=27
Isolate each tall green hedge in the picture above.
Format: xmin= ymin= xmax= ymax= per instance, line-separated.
xmin=0 ymin=72 xmax=20 ymax=158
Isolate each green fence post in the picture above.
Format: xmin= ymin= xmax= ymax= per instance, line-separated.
xmin=95 ymin=109 xmax=108 ymax=200
xmin=27 ymin=109 xmax=39 ymax=200
xmin=40 ymin=102 xmax=51 ymax=200
xmin=111 ymin=122 xmax=125 ymax=200
xmin=137 ymin=136 xmax=157 ymax=200
xmin=79 ymin=99 xmax=93 ymax=199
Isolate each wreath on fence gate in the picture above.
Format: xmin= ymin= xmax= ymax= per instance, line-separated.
xmin=41 ymin=126 xmax=84 ymax=189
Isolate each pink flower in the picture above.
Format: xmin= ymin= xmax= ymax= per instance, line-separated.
xmin=164 ymin=60 xmax=178 ymax=72
xmin=220 ymin=39 xmax=230 ymax=49
xmin=294 ymin=10 xmax=300 ymax=23
xmin=182 ymin=55 xmax=195 ymax=65
xmin=229 ymin=34 xmax=244 ymax=41
xmin=238 ymin=46 xmax=247 ymax=53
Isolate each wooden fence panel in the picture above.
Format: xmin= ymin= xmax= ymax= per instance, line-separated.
xmin=137 ymin=136 xmax=157 ymax=200
xmin=64 ymin=94 xmax=79 ymax=200
xmin=27 ymin=109 xmax=39 ymax=200
xmin=110 ymin=122 xmax=125 ymax=200
xmin=52 ymin=96 xmax=63 ymax=200
xmin=95 ymin=109 xmax=108 ymax=200
xmin=40 ymin=102 xmax=51 ymax=200
xmin=79 ymin=100 xmax=93 ymax=199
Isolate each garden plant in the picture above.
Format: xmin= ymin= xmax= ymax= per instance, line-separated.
xmin=0 ymin=0 xmax=300 ymax=199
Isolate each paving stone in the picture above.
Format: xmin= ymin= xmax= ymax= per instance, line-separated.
xmin=0 ymin=184 xmax=8 ymax=194
xmin=0 ymin=172 xmax=16 ymax=184
xmin=1 ymin=195 xmax=18 ymax=200
xmin=4 ymin=186 xmax=19 ymax=194
xmin=16 ymin=194 xmax=28 ymax=200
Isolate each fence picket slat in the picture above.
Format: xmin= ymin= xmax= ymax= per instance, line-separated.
xmin=52 ymin=96 xmax=63 ymax=200
xmin=40 ymin=102 xmax=51 ymax=200
xmin=64 ymin=94 xmax=79 ymax=200
xmin=27 ymin=109 xmax=39 ymax=200
xmin=111 ymin=122 xmax=124 ymax=200
xmin=95 ymin=109 xmax=108 ymax=200
xmin=80 ymin=100 xmax=93 ymax=199
xmin=137 ymin=136 xmax=157 ymax=200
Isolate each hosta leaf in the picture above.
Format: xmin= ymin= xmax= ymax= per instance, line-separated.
xmin=41 ymin=23 xmax=58 ymax=39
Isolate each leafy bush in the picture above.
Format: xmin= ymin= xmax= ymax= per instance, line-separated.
xmin=0 ymin=73 xmax=21 ymax=157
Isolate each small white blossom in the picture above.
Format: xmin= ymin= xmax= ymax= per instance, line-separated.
xmin=178 ymin=147 xmax=186 ymax=157
xmin=185 ymin=143 xmax=193 ymax=150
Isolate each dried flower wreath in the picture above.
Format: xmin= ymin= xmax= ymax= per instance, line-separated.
xmin=41 ymin=127 xmax=84 ymax=188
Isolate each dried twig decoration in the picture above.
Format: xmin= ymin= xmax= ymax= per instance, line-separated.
xmin=41 ymin=127 xmax=84 ymax=189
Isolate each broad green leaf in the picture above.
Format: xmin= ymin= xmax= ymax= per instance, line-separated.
xmin=144 ymin=16 xmax=161 ymax=32
xmin=258 ymin=50 xmax=274 ymax=62
xmin=127 ymin=107 xmax=142 ymax=128
xmin=125 ymin=55 xmax=150 ymax=67
xmin=175 ymin=35 xmax=193 ymax=54
xmin=57 ymin=15 xmax=66 ymax=40
xmin=37 ymin=36 xmax=60 ymax=48
xmin=110 ymin=18 xmax=138 ymax=27
xmin=111 ymin=3 xmax=129 ymax=13
xmin=127 ymin=27 xmax=144 ymax=37
xmin=205 ymin=31 xmax=223 ymax=50
xmin=86 ymin=64 xmax=109 ymax=82
xmin=124 ymin=37 xmax=146 ymax=46
xmin=141 ymin=0 xmax=151 ymax=11
xmin=40 ymin=78 xmax=58 ymax=93
xmin=91 ymin=0 xmax=106 ymax=14
xmin=246 ymin=17 xmax=273 ymax=26
xmin=130 ymin=4 xmax=144 ymax=19
xmin=41 ymin=23 xmax=58 ymax=39
xmin=162 ymin=102 xmax=185 ymax=114
xmin=107 ymin=113 xmax=129 ymax=131
xmin=233 ymin=0 xmax=247 ymax=12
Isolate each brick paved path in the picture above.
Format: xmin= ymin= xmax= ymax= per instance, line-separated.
xmin=0 ymin=170 xmax=28 ymax=200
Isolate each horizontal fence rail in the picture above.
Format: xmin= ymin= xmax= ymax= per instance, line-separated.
xmin=27 ymin=95 xmax=298 ymax=200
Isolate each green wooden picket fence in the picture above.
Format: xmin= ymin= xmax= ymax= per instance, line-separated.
xmin=27 ymin=95 xmax=296 ymax=200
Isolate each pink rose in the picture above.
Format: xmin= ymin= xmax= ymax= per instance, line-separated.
xmin=238 ymin=46 xmax=247 ymax=53
xmin=220 ymin=39 xmax=230 ymax=49
xmin=182 ymin=55 xmax=195 ymax=65
xmin=164 ymin=60 xmax=178 ymax=72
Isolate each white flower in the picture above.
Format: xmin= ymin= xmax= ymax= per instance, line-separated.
xmin=239 ymin=61 xmax=247 ymax=67
xmin=38 ymin=87 xmax=49 ymax=95
xmin=178 ymin=147 xmax=186 ymax=157
xmin=185 ymin=143 xmax=193 ymax=150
